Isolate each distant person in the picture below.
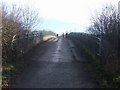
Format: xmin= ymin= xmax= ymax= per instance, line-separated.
xmin=66 ymin=33 xmax=68 ymax=38
xmin=57 ymin=34 xmax=59 ymax=37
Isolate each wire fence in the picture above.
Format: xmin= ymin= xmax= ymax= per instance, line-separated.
xmin=11 ymin=32 xmax=43 ymax=60
xmin=68 ymin=32 xmax=99 ymax=55
xmin=68 ymin=32 xmax=119 ymax=74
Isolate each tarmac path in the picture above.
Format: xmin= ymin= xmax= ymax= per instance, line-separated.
xmin=13 ymin=38 xmax=98 ymax=88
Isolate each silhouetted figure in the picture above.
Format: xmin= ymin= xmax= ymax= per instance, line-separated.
xmin=57 ymin=34 xmax=58 ymax=37
xmin=66 ymin=33 xmax=68 ymax=38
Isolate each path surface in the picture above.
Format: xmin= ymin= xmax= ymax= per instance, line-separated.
xmin=13 ymin=38 xmax=98 ymax=88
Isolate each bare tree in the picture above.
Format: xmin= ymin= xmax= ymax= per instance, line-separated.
xmin=21 ymin=7 xmax=40 ymax=31
xmin=2 ymin=3 xmax=41 ymax=63
xmin=89 ymin=5 xmax=118 ymax=36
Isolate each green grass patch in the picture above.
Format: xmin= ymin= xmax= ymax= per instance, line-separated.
xmin=2 ymin=59 xmax=27 ymax=88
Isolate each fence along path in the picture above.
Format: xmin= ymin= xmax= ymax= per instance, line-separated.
xmin=11 ymin=31 xmax=43 ymax=59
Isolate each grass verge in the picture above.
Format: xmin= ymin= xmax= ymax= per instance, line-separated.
xmin=69 ymin=37 xmax=120 ymax=88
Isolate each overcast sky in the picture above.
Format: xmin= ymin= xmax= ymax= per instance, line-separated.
xmin=3 ymin=0 xmax=119 ymax=34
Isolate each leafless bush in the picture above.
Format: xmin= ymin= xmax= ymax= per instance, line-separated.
xmin=2 ymin=3 xmax=40 ymax=64
xmin=88 ymin=4 xmax=120 ymax=74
